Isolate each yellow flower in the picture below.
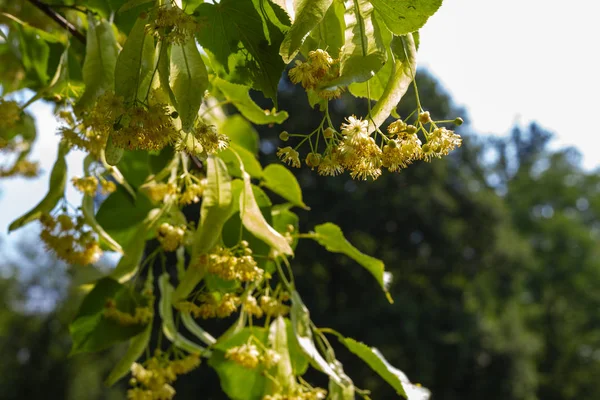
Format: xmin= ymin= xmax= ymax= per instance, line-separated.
xmin=381 ymin=133 xmax=422 ymax=172
xmin=422 ymin=127 xmax=462 ymax=160
xmin=317 ymin=151 xmax=344 ymax=177
xmin=289 ymin=60 xmax=318 ymax=89
xmin=157 ymin=223 xmax=186 ymax=252
xmin=225 ymin=344 xmax=261 ymax=369
xmin=72 ymin=176 xmax=98 ymax=195
xmin=337 ymin=119 xmax=382 ymax=181
xmin=40 ymin=213 xmax=102 ymax=265
xmin=340 ymin=115 xmax=369 ymax=136
xmin=277 ymin=146 xmax=301 ymax=168
xmin=0 ymin=99 xmax=21 ymax=130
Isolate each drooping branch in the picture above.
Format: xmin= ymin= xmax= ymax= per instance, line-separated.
xmin=26 ymin=0 xmax=86 ymax=44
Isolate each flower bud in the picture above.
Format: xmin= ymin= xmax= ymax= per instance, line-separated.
xmin=323 ymin=127 xmax=335 ymax=139
xmin=279 ymin=131 xmax=289 ymax=141
xmin=454 ymin=117 xmax=464 ymax=126
xmin=418 ymin=111 xmax=431 ymax=124
xmin=406 ymin=125 xmax=417 ymax=134
xmin=305 ymin=152 xmax=322 ymax=169
xmin=170 ymin=111 xmax=179 ymax=119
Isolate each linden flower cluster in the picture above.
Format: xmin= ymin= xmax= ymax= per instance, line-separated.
xmin=72 ymin=176 xmax=116 ymax=196
xmin=157 ymin=223 xmax=186 ymax=252
xmin=128 ymin=353 xmax=201 ymax=400
xmin=61 ymin=92 xmax=178 ymax=154
xmin=103 ymin=299 xmax=153 ymax=326
xmin=288 ymin=49 xmax=344 ymax=100
xmin=279 ymin=114 xmax=462 ymax=180
xmin=176 ymin=293 xmax=240 ymax=319
xmin=225 ymin=343 xmax=281 ymax=370
xmin=207 ymin=241 xmax=262 ymax=282
xmin=0 ymin=159 xmax=39 ymax=178
xmin=0 ymin=98 xmax=20 ymax=131
xmin=0 ymin=99 xmax=40 ymax=179
xmin=175 ymin=122 xmax=229 ymax=155
xmin=112 ymin=102 xmax=179 ymax=151
xmin=145 ymin=7 xmax=198 ymax=44
xmin=179 ymin=180 xmax=205 ymax=205
xmin=59 ymin=93 xmax=124 ymax=156
xmin=39 ymin=212 xmax=102 ymax=265
xmin=263 ymin=386 xmax=328 ymax=400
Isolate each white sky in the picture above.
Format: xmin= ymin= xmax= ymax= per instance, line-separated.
xmin=1 ymin=0 xmax=600 ymax=234
xmin=418 ymin=0 xmax=600 ymax=169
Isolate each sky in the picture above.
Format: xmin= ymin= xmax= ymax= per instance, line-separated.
xmin=1 ymin=0 xmax=600 ymax=234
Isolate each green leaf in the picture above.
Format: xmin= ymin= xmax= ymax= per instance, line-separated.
xmin=339 ymin=337 xmax=411 ymax=398
xmin=76 ymin=16 xmax=118 ymax=110
xmin=196 ymin=0 xmax=287 ymax=100
xmin=170 ymin=39 xmax=208 ymax=131
xmin=283 ymin=317 xmax=309 ymax=375
xmin=290 ymin=291 xmax=343 ymax=385
xmin=213 ymin=77 xmax=288 ymax=125
xmin=220 ymin=114 xmax=260 ymax=155
xmin=208 ymin=327 xmax=268 ymax=400
xmin=264 ymin=316 xmax=297 ymax=395
xmin=8 ymin=143 xmax=68 ymax=232
xmin=368 ymin=33 xmax=417 ymax=133
xmin=96 ymin=186 xmax=154 ymax=247
xmin=220 ymin=144 xmax=264 ymax=179
xmin=303 ymin=0 xmax=345 ymax=58
xmin=105 ymin=320 xmax=152 ymax=386
xmin=347 ymin=13 xmax=393 ymax=100
xmin=324 ymin=0 xmax=387 ymax=88
xmin=173 ymin=156 xmax=233 ymax=302
xmin=70 ymin=278 xmax=148 ymax=354
xmin=240 ymin=170 xmax=294 ymax=256
xmin=158 ymin=273 xmax=206 ymax=354
xmin=280 ymin=0 xmax=333 ymax=63
xmin=116 ymin=150 xmax=150 ymax=189
xmin=312 ymin=223 xmax=393 ymax=302
xmin=370 ymin=0 xmax=442 ymax=35
xmin=114 ymin=15 xmax=155 ymax=103
xmin=262 ymin=164 xmax=309 ymax=210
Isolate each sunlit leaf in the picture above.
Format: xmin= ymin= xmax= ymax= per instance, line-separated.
xmin=312 ymin=223 xmax=393 ymax=302
xmin=368 ymin=33 xmax=417 ymax=132
xmin=240 ymin=169 xmax=294 ymax=256
xmin=280 ymin=0 xmax=333 ymax=63
xmin=170 ymin=38 xmax=208 ymax=131
xmin=261 ymin=164 xmax=309 ymax=210
xmin=77 ymin=15 xmax=118 ymax=110
xmin=196 ymin=0 xmax=287 ymax=100
xmin=370 ymin=0 xmax=442 ymax=35
xmin=324 ymin=0 xmax=386 ymax=87
xmin=213 ymin=77 xmax=288 ymax=125
xmin=114 ymin=15 xmax=155 ymax=103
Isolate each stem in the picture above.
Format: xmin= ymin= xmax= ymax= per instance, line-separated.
xmin=26 ymin=0 xmax=86 ymax=44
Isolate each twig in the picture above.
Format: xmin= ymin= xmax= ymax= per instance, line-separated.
xmin=26 ymin=0 xmax=86 ymax=44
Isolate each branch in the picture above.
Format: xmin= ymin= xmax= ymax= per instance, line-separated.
xmin=26 ymin=0 xmax=86 ymax=45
